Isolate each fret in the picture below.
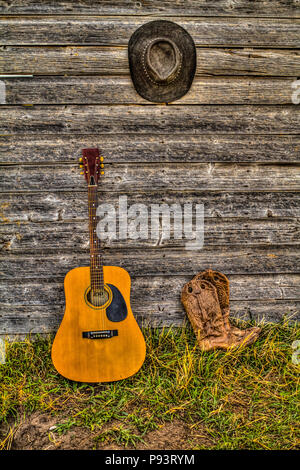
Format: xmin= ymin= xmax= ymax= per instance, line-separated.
xmin=88 ymin=185 xmax=104 ymax=291
xmin=81 ymin=147 xmax=104 ymax=292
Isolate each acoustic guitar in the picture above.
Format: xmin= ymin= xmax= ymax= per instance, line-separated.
xmin=51 ymin=148 xmax=146 ymax=382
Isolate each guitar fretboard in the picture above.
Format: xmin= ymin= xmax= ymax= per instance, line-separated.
xmin=88 ymin=185 xmax=104 ymax=291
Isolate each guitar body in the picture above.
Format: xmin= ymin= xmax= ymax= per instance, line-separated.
xmin=52 ymin=265 xmax=146 ymax=383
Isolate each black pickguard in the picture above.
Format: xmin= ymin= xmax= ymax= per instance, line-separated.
xmin=106 ymin=284 xmax=128 ymax=322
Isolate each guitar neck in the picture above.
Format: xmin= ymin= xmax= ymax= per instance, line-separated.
xmin=88 ymin=184 xmax=104 ymax=291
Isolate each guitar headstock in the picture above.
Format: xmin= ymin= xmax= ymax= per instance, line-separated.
xmin=79 ymin=148 xmax=104 ymax=185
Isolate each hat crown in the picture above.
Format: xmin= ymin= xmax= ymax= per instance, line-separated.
xmin=128 ymin=20 xmax=196 ymax=103
xmin=144 ymin=38 xmax=182 ymax=84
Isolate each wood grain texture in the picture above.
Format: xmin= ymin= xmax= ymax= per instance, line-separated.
xmin=2 ymin=274 xmax=299 ymax=305
xmin=1 ymin=163 xmax=299 ymax=193
xmin=1 ymin=299 xmax=299 ymax=335
xmin=0 ymin=1 xmax=299 ymax=17
xmin=1 ymin=134 xmax=299 ymax=163
xmin=1 ymin=46 xmax=299 ymax=76
xmin=0 ymin=3 xmax=299 ymax=333
xmin=1 ymin=17 xmax=299 ymax=47
xmin=2 ymin=76 xmax=299 ymax=105
xmin=0 ymin=105 xmax=299 ymax=135
xmin=1 ymin=191 xmax=298 ymax=222
xmin=1 ymin=247 xmax=298 ymax=279
xmin=1 ymin=218 xmax=299 ymax=252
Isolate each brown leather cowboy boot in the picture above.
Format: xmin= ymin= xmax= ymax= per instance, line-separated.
xmin=182 ymin=271 xmax=261 ymax=351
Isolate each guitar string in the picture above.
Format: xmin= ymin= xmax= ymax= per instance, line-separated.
xmin=90 ymin=188 xmax=99 ymax=326
xmin=90 ymin=185 xmax=105 ymax=330
xmin=85 ymin=164 xmax=99 ymax=328
xmin=84 ymin=153 xmax=108 ymax=331
xmin=91 ymin=187 xmax=104 ymax=289
xmin=88 ymin=184 xmax=107 ymax=330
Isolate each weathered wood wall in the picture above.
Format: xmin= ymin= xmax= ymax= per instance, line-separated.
xmin=0 ymin=1 xmax=299 ymax=335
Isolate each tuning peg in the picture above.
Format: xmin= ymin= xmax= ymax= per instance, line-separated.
xmin=100 ymin=156 xmax=104 ymax=162
xmin=78 ymin=157 xmax=83 ymax=162
xmin=80 ymin=171 xmax=84 ymax=175
xmin=79 ymin=164 xmax=83 ymax=168
xmin=101 ymin=163 xmax=104 ymax=168
xmin=101 ymin=171 xmax=104 ymax=175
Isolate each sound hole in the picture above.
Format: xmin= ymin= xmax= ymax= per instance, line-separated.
xmin=87 ymin=288 xmax=109 ymax=307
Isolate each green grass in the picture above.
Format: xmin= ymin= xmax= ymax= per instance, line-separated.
xmin=0 ymin=320 xmax=299 ymax=450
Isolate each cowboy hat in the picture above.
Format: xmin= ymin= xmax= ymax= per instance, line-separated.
xmin=128 ymin=20 xmax=196 ymax=103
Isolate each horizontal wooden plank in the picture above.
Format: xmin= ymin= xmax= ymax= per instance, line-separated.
xmin=2 ymin=76 xmax=299 ymax=105
xmin=1 ymin=218 xmax=299 ymax=252
xmin=1 ymin=134 xmax=299 ymax=164
xmin=0 ymin=248 xmax=299 ymax=279
xmin=1 ymin=17 xmax=299 ymax=47
xmin=0 ymin=309 xmax=64 ymax=335
xmin=1 ymin=163 xmax=299 ymax=193
xmin=0 ymin=302 xmax=299 ymax=341
xmin=2 ymin=274 xmax=299 ymax=306
xmin=0 ymin=47 xmax=299 ymax=76
xmin=1 ymin=191 xmax=298 ymax=223
xmin=0 ymin=1 xmax=299 ymax=17
xmin=1 ymin=300 xmax=299 ymax=334
xmin=0 ymin=105 xmax=299 ymax=135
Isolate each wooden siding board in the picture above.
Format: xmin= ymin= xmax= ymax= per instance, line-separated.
xmin=0 ymin=1 xmax=299 ymax=17
xmin=0 ymin=248 xmax=299 ymax=280
xmin=1 ymin=191 xmax=298 ymax=222
xmin=1 ymin=134 xmax=300 ymax=163
xmin=1 ymin=219 xmax=299 ymax=252
xmin=0 ymin=105 xmax=299 ymax=135
xmin=1 ymin=47 xmax=299 ymax=76
xmin=1 ymin=163 xmax=299 ymax=193
xmin=2 ymin=76 xmax=299 ymax=105
xmin=2 ymin=274 xmax=299 ymax=304
xmin=0 ymin=301 xmax=298 ymax=334
xmin=1 ymin=17 xmax=300 ymax=47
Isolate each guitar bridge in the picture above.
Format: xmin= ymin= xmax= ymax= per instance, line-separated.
xmin=82 ymin=330 xmax=118 ymax=339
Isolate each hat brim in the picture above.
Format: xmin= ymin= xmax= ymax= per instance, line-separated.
xmin=128 ymin=20 xmax=196 ymax=103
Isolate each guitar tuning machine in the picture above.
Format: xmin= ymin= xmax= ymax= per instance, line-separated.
xmin=96 ymin=156 xmax=104 ymax=175
xmin=100 ymin=156 xmax=104 ymax=169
